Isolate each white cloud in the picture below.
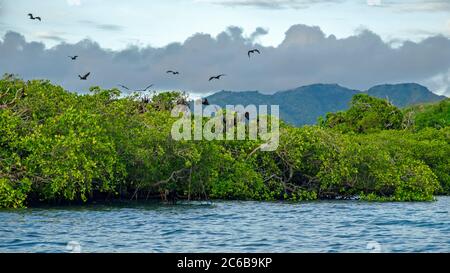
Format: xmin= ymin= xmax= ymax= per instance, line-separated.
xmin=367 ymin=0 xmax=381 ymax=7
xmin=67 ymin=0 xmax=81 ymax=6
xmin=198 ymin=0 xmax=343 ymax=9
xmin=423 ymin=69 xmax=450 ymax=96
xmin=382 ymin=0 xmax=450 ymax=12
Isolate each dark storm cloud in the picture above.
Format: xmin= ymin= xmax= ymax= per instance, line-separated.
xmin=1 ymin=24 xmax=450 ymax=95
xmin=78 ymin=20 xmax=124 ymax=32
xmin=204 ymin=0 xmax=344 ymax=9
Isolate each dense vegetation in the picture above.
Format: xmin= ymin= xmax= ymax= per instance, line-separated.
xmin=0 ymin=75 xmax=449 ymax=208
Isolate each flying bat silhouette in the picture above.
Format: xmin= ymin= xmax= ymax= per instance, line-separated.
xmin=28 ymin=13 xmax=41 ymax=21
xmin=118 ymin=84 xmax=130 ymax=90
xmin=118 ymin=84 xmax=154 ymax=92
xmin=248 ymin=49 xmax=260 ymax=58
xmin=209 ymin=74 xmax=226 ymax=81
xmin=78 ymin=72 xmax=90 ymax=80
xmin=135 ymin=84 xmax=154 ymax=92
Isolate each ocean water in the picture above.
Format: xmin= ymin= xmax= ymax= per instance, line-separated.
xmin=0 ymin=197 xmax=449 ymax=253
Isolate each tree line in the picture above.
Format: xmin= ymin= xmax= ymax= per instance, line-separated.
xmin=0 ymin=75 xmax=449 ymax=207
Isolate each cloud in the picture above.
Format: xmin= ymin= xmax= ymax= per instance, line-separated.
xmin=67 ymin=0 xmax=81 ymax=6
xmin=199 ymin=0 xmax=343 ymax=9
xmin=202 ymin=0 xmax=450 ymax=12
xmin=1 ymin=25 xmax=450 ymax=96
xmin=35 ymin=32 xmax=66 ymax=42
xmin=367 ymin=0 xmax=381 ymax=7
xmin=78 ymin=20 xmax=123 ymax=32
xmin=377 ymin=0 xmax=450 ymax=12
xmin=422 ymin=69 xmax=450 ymax=96
xmin=249 ymin=27 xmax=269 ymax=41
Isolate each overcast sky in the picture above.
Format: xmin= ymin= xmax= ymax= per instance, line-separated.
xmin=0 ymin=0 xmax=449 ymax=96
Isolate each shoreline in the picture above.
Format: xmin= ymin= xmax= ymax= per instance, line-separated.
xmin=5 ymin=195 xmax=448 ymax=210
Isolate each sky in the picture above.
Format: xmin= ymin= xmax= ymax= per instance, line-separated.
xmin=0 ymin=0 xmax=449 ymax=96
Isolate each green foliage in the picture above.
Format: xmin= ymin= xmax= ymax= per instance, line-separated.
xmin=0 ymin=178 xmax=31 ymax=208
xmin=404 ymin=99 xmax=450 ymax=130
xmin=21 ymin=108 xmax=125 ymax=202
xmin=348 ymin=138 xmax=439 ymax=201
xmin=0 ymin=109 xmax=30 ymax=207
xmin=319 ymin=93 xmax=448 ymax=198
xmin=353 ymin=128 xmax=450 ymax=194
xmin=322 ymin=94 xmax=404 ymax=133
xmin=0 ymin=75 xmax=448 ymax=208
xmin=271 ymin=126 xmax=440 ymax=201
xmin=149 ymin=91 xmax=188 ymax=111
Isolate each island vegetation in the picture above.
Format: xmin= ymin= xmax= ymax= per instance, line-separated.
xmin=0 ymin=75 xmax=449 ymax=208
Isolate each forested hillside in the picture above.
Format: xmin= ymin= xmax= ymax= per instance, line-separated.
xmin=206 ymin=83 xmax=446 ymax=126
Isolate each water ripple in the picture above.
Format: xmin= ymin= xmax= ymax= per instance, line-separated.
xmin=0 ymin=197 xmax=449 ymax=252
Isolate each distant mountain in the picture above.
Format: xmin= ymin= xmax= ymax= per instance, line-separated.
xmin=367 ymin=83 xmax=444 ymax=108
xmin=206 ymin=83 xmax=446 ymax=126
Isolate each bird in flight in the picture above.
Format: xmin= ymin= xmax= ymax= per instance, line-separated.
xmin=28 ymin=13 xmax=41 ymax=21
xmin=118 ymin=84 xmax=154 ymax=92
xmin=118 ymin=84 xmax=130 ymax=90
xmin=135 ymin=84 xmax=154 ymax=92
xmin=166 ymin=70 xmax=180 ymax=75
xmin=68 ymin=56 xmax=78 ymax=60
xmin=209 ymin=74 xmax=226 ymax=81
xmin=202 ymin=98 xmax=209 ymax=106
xmin=248 ymin=49 xmax=260 ymax=58
xmin=78 ymin=72 xmax=91 ymax=80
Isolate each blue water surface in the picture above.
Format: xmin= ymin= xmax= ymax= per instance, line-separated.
xmin=0 ymin=197 xmax=449 ymax=252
